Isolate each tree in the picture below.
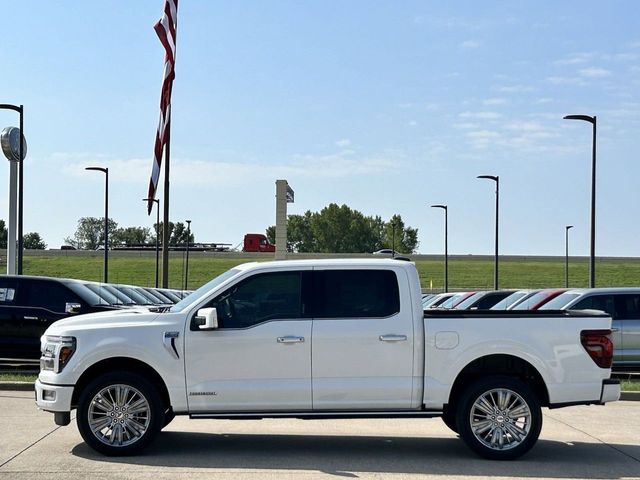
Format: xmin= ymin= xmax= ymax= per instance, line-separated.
xmin=0 ymin=220 xmax=6 ymax=249
xmin=23 ymin=232 xmax=47 ymax=250
xmin=112 ymin=226 xmax=151 ymax=246
xmin=65 ymin=217 xmax=119 ymax=250
xmin=266 ymin=204 xmax=419 ymax=253
xmin=153 ymin=221 xmax=194 ymax=245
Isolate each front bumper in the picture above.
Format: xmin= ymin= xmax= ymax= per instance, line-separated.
xmin=35 ymin=379 xmax=74 ymax=413
xmin=601 ymin=379 xmax=621 ymax=403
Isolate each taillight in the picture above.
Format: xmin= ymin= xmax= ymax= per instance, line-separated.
xmin=580 ymin=329 xmax=614 ymax=368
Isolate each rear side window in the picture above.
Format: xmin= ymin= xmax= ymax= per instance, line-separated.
xmin=572 ymin=294 xmax=615 ymax=318
xmin=313 ymin=270 xmax=400 ymax=318
xmin=614 ymin=294 xmax=640 ymax=320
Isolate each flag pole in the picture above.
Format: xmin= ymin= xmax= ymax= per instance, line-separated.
xmin=162 ymin=118 xmax=171 ymax=288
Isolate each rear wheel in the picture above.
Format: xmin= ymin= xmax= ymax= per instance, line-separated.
xmin=77 ymin=372 xmax=164 ymax=456
xmin=456 ymin=376 xmax=542 ymax=460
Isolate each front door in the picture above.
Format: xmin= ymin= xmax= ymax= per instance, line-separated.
xmin=185 ymin=270 xmax=312 ymax=412
xmin=311 ymin=268 xmax=415 ymax=410
xmin=615 ymin=294 xmax=640 ymax=365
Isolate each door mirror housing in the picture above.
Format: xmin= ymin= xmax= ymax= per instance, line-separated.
xmin=195 ymin=307 xmax=218 ymax=330
xmin=65 ymin=302 xmax=82 ymax=314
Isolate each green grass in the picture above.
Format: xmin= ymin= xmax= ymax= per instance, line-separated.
xmin=19 ymin=252 xmax=640 ymax=290
xmin=621 ymin=381 xmax=640 ymax=392
xmin=0 ymin=373 xmax=37 ymax=383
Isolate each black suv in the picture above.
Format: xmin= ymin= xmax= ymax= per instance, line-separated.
xmin=0 ymin=275 xmax=121 ymax=365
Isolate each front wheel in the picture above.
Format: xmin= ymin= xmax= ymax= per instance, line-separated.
xmin=77 ymin=372 xmax=164 ymax=456
xmin=456 ymin=376 xmax=542 ymax=460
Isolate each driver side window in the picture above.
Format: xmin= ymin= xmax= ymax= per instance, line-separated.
xmin=203 ymin=271 xmax=302 ymax=329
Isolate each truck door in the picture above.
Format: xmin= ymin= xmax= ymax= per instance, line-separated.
xmin=614 ymin=294 xmax=640 ymax=365
xmin=311 ymin=268 xmax=415 ymax=410
xmin=185 ymin=270 xmax=312 ymax=412
xmin=0 ymin=278 xmax=20 ymax=361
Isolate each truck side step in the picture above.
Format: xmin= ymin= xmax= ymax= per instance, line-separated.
xmin=189 ymin=410 xmax=443 ymax=420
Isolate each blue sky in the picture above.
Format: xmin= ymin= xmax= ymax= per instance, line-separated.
xmin=1 ymin=1 xmax=639 ymax=255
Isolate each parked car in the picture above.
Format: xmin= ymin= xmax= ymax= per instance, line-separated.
xmin=36 ymin=259 xmax=619 ymax=459
xmin=490 ymin=290 xmax=533 ymax=310
xmin=423 ymin=292 xmax=456 ymax=309
xmin=510 ymin=289 xmax=567 ymax=310
xmin=373 ymin=249 xmax=402 ymax=256
xmin=540 ymin=288 xmax=640 ymax=370
xmin=0 ymin=276 xmax=122 ymax=364
xmin=438 ymin=291 xmax=476 ymax=309
xmin=455 ymin=290 xmax=515 ymax=310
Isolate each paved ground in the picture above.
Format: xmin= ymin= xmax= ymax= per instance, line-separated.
xmin=0 ymin=390 xmax=638 ymax=480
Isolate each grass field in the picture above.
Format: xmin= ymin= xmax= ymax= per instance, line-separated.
xmin=15 ymin=251 xmax=640 ymax=291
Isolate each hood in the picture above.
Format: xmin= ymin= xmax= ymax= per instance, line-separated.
xmin=45 ymin=308 xmax=161 ymax=336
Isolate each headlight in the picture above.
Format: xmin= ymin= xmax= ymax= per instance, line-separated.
xmin=40 ymin=336 xmax=76 ymax=373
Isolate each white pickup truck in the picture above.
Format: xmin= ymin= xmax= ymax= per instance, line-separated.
xmin=35 ymin=259 xmax=620 ymax=460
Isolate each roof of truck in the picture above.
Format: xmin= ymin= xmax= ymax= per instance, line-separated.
xmin=232 ymin=258 xmax=415 ymax=272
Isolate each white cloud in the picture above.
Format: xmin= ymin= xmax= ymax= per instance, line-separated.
xmin=408 ymin=120 xmax=418 ymax=127
xmin=546 ymin=76 xmax=587 ymax=86
xmin=460 ymin=40 xmax=480 ymax=49
xmin=459 ymin=111 xmax=502 ymax=120
xmin=60 ymin=151 xmax=400 ymax=187
xmin=452 ymin=122 xmax=479 ymax=129
xmin=482 ymin=98 xmax=506 ymax=106
xmin=536 ymin=98 xmax=553 ymax=104
xmin=335 ymin=139 xmax=351 ymax=147
xmin=495 ymin=84 xmax=535 ymax=93
xmin=579 ymin=67 xmax=612 ymax=78
xmin=553 ymin=52 xmax=595 ymax=65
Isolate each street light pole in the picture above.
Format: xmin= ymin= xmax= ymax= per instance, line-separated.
xmin=86 ymin=167 xmax=109 ymax=283
xmin=477 ymin=175 xmax=499 ymax=290
xmin=185 ymin=219 xmax=191 ymax=291
xmin=565 ymin=225 xmax=574 ymax=288
xmin=431 ymin=204 xmax=448 ymax=292
xmin=143 ymin=197 xmax=160 ymax=288
xmin=0 ymin=103 xmax=25 ymax=274
xmin=563 ymin=114 xmax=597 ymax=288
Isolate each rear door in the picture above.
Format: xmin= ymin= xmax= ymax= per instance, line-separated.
xmin=311 ymin=267 xmax=415 ymax=410
xmin=614 ymin=294 xmax=640 ymax=365
xmin=0 ymin=278 xmax=21 ymax=361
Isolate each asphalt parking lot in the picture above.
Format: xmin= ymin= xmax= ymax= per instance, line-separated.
xmin=0 ymin=390 xmax=638 ymax=480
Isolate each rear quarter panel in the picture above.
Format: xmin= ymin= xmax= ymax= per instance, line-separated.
xmin=423 ymin=314 xmax=612 ymax=409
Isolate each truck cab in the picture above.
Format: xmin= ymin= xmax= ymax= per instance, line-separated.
xmin=242 ymin=233 xmax=276 ymax=253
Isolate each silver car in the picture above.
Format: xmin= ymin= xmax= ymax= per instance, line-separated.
xmin=540 ymin=287 xmax=640 ymax=370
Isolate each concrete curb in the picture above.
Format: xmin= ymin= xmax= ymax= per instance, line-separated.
xmin=0 ymin=382 xmax=34 ymax=392
xmin=1 ymin=381 xmax=639 ymax=401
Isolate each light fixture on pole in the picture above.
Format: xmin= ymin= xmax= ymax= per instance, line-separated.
xmin=563 ymin=114 xmax=597 ymax=288
xmin=477 ymin=175 xmax=499 ymax=290
xmin=143 ymin=197 xmax=160 ymax=288
xmin=86 ymin=167 xmax=109 ymax=283
xmin=0 ymin=103 xmax=25 ymax=275
xmin=565 ymin=225 xmax=573 ymax=288
xmin=431 ymin=204 xmax=448 ymax=292
xmin=184 ymin=219 xmax=191 ymax=291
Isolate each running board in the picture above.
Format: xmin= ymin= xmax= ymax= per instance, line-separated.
xmin=190 ymin=410 xmax=443 ymax=420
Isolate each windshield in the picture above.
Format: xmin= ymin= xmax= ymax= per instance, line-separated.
xmin=491 ymin=291 xmax=528 ymax=310
xmin=170 ymin=268 xmax=242 ymax=312
xmin=511 ymin=291 xmax=553 ymax=310
xmin=539 ymin=292 xmax=581 ymax=310
xmin=455 ymin=292 xmax=485 ymax=310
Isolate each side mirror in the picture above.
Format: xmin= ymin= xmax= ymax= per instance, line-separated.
xmin=195 ymin=307 xmax=218 ymax=330
xmin=65 ymin=302 xmax=82 ymax=314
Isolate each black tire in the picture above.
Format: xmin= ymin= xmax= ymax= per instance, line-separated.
xmin=77 ymin=372 xmax=164 ymax=456
xmin=455 ymin=376 xmax=542 ymax=460
xmin=441 ymin=407 xmax=458 ymax=434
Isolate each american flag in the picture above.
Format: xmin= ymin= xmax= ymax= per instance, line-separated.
xmin=147 ymin=0 xmax=178 ymax=214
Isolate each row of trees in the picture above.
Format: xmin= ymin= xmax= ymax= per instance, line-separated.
xmin=0 ymin=219 xmax=48 ymax=249
xmin=266 ymin=203 xmax=419 ymax=253
xmin=64 ymin=217 xmax=194 ymax=250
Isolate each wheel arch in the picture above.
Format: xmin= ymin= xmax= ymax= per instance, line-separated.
xmin=71 ymin=357 xmax=171 ymax=410
xmin=446 ymin=354 xmax=550 ymax=410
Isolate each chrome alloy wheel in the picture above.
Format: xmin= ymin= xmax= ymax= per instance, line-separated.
xmin=87 ymin=384 xmax=151 ymax=447
xmin=469 ymin=388 xmax=532 ymax=451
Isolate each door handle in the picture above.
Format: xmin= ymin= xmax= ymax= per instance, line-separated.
xmin=611 ymin=327 xmax=621 ymax=333
xmin=379 ymin=334 xmax=408 ymax=342
xmin=23 ymin=316 xmax=39 ymax=321
xmin=277 ymin=336 xmax=305 ymax=344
